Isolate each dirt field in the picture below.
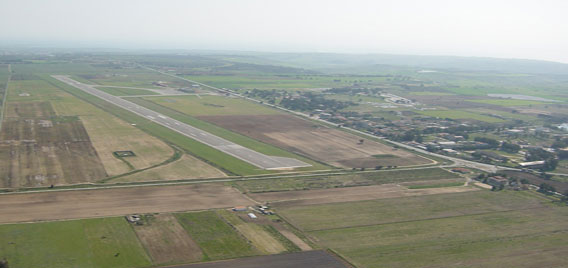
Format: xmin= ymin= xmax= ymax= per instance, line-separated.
xmin=132 ymin=213 xmax=203 ymax=264
xmin=198 ymin=114 xmax=430 ymax=168
xmin=249 ymin=183 xmax=477 ymax=207
xmin=0 ymin=102 xmax=107 ymax=187
xmin=168 ymin=250 xmax=349 ymax=268
xmin=0 ymin=183 xmax=253 ymax=224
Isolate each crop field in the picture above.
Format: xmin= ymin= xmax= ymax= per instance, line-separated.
xmin=199 ymin=114 xmax=431 ymax=168
xmin=234 ymin=168 xmax=459 ymax=193
xmin=278 ymin=191 xmax=568 ymax=267
xmin=132 ymin=213 xmax=203 ymax=265
xmin=0 ymin=183 xmax=253 ymax=224
xmin=175 ymin=211 xmax=261 ymax=261
xmin=0 ymin=101 xmax=107 ymax=187
xmin=2 ymin=72 xmax=192 ymax=181
xmin=249 ymin=183 xmax=474 ymax=207
xmin=0 ymin=217 xmax=151 ymax=268
xmin=467 ymin=98 xmax=548 ymax=106
xmin=417 ymin=109 xmax=505 ymax=123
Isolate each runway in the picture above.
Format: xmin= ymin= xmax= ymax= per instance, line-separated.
xmin=52 ymin=75 xmax=311 ymax=170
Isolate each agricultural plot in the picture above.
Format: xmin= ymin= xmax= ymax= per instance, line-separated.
xmin=417 ymin=109 xmax=505 ymax=123
xmin=0 ymin=217 xmax=151 ymax=268
xmin=175 ymin=211 xmax=261 ymax=261
xmin=0 ymin=102 xmax=107 ymax=187
xmin=199 ymin=114 xmax=431 ymax=168
xmin=235 ymin=167 xmax=459 ymax=193
xmin=249 ymin=183 xmax=473 ymax=207
xmin=278 ymin=191 xmax=568 ymax=268
xmin=131 ymin=214 xmax=203 ymax=265
xmin=0 ymin=183 xmax=253 ymax=224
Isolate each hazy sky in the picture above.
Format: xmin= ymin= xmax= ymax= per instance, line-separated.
xmin=2 ymin=0 xmax=568 ymax=63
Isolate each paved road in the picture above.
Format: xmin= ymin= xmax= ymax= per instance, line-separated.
xmin=52 ymin=75 xmax=310 ymax=170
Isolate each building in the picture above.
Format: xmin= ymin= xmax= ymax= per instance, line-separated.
xmin=519 ymin=161 xmax=546 ymax=169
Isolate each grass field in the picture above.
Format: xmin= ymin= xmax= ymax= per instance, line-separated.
xmin=112 ymin=153 xmax=226 ymax=183
xmin=235 ymin=168 xmax=458 ymax=193
xmin=145 ymin=95 xmax=281 ymax=116
xmin=0 ymin=217 xmax=151 ymax=268
xmin=278 ymin=190 xmax=568 ymax=267
xmin=175 ymin=211 xmax=260 ymax=261
xmin=97 ymin=86 xmax=159 ymax=96
xmin=418 ymin=109 xmax=505 ymax=123
xmin=467 ymin=99 xmax=548 ymax=106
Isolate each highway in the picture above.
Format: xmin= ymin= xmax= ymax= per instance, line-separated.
xmin=52 ymin=75 xmax=311 ymax=170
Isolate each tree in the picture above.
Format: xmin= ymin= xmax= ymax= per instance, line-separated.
xmin=538 ymin=183 xmax=556 ymax=195
xmin=0 ymin=259 xmax=8 ymax=268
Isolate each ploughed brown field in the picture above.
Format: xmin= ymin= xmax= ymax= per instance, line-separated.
xmin=250 ymin=183 xmax=476 ymax=207
xmin=198 ymin=114 xmax=431 ymax=168
xmin=0 ymin=102 xmax=107 ymax=187
xmin=0 ymin=183 xmax=253 ymax=224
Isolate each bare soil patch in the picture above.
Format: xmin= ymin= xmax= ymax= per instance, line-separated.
xmin=250 ymin=183 xmax=477 ymax=207
xmin=198 ymin=114 xmax=430 ymax=168
xmin=0 ymin=103 xmax=107 ymax=187
xmin=0 ymin=183 xmax=253 ymax=224
xmin=132 ymin=213 xmax=203 ymax=264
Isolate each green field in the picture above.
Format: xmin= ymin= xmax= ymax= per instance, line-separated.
xmin=278 ymin=191 xmax=568 ymax=267
xmin=418 ymin=109 xmax=505 ymax=123
xmin=175 ymin=211 xmax=260 ymax=261
xmin=97 ymin=87 xmax=159 ymax=96
xmin=235 ymin=168 xmax=458 ymax=193
xmin=0 ymin=217 xmax=151 ymax=268
xmin=145 ymin=95 xmax=281 ymax=116
xmin=467 ymin=99 xmax=548 ymax=106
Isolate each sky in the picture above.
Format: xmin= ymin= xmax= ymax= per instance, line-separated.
xmin=1 ymin=0 xmax=568 ymax=63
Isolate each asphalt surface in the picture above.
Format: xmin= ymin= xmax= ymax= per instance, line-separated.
xmin=52 ymin=75 xmax=310 ymax=170
xmin=162 ymin=250 xmax=349 ymax=268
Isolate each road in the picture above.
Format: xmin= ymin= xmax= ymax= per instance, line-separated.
xmin=52 ymin=75 xmax=310 ymax=170
xmin=0 ymin=64 xmax=11 ymax=132
xmin=140 ymin=66 xmax=540 ymax=174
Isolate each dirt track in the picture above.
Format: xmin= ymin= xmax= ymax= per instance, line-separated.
xmin=199 ymin=114 xmax=431 ymax=168
xmin=165 ymin=250 xmax=349 ymax=268
xmin=0 ymin=184 xmax=253 ymax=224
xmin=250 ymin=184 xmax=477 ymax=207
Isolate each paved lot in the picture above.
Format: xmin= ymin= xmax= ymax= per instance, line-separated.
xmin=164 ymin=250 xmax=349 ymax=268
xmin=52 ymin=75 xmax=310 ymax=170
